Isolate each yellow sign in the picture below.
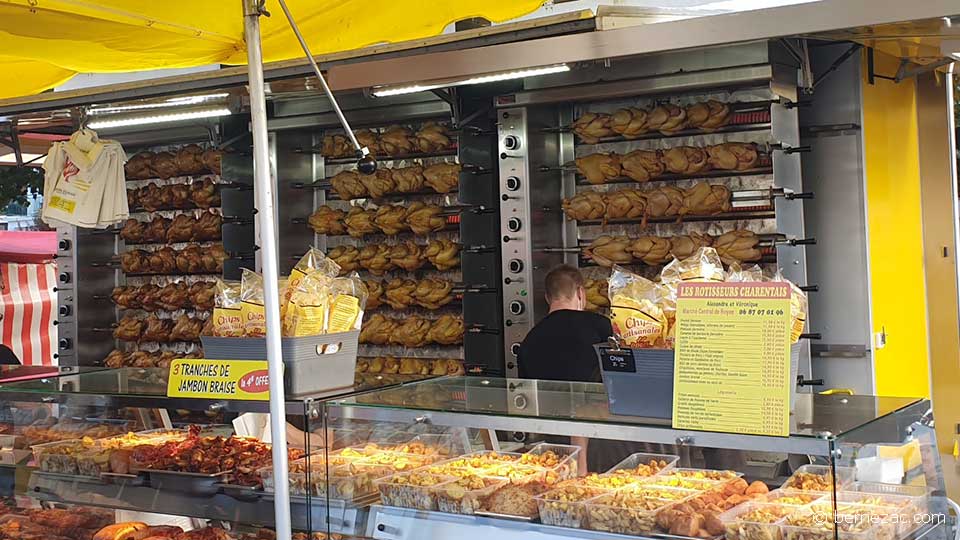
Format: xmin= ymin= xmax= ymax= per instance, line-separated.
xmin=672 ymin=282 xmax=792 ymax=436
xmin=167 ymin=359 xmax=271 ymax=401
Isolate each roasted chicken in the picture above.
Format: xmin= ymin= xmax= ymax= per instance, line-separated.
xmin=604 ymin=189 xmax=647 ymax=220
xmin=385 ymin=279 xmax=418 ymax=310
xmin=194 ymin=210 xmax=222 ymax=241
xmin=328 ymin=245 xmax=361 ymax=273
xmin=621 ymin=149 xmax=664 ymax=183
xmin=424 ymin=239 xmax=460 ymax=270
xmin=379 ymin=126 xmax=416 ymax=155
xmin=706 ymin=142 xmax=760 ymax=171
xmin=412 ymin=278 xmax=453 ymax=310
xmin=176 ymin=144 xmax=206 ymax=175
xmin=152 ymin=151 xmax=179 ymax=179
xmin=176 ymin=245 xmax=205 ymax=273
xmin=149 ymin=247 xmax=178 ymax=274
xmin=374 ymin=204 xmax=409 ymax=235
xmin=686 ymin=100 xmax=730 ymax=131
xmin=142 ymin=216 xmax=170 ymax=243
xmin=359 ymin=314 xmax=397 ymax=345
xmin=714 ymin=230 xmax=763 ymax=264
xmin=359 ymin=244 xmax=393 ymax=275
xmin=680 ymin=183 xmax=732 ymax=216
xmin=584 ymin=279 xmax=610 ymax=312
xmin=330 ymin=170 xmax=368 ymax=200
xmin=190 ymin=177 xmax=220 ymax=208
xmin=120 ymin=219 xmax=145 ymax=243
xmin=392 ymin=165 xmax=425 ymax=193
xmin=114 ymin=317 xmax=143 ymax=342
xmin=584 ymin=236 xmax=633 ymax=267
xmin=415 ymin=122 xmax=452 ymax=153
xmin=576 ymin=153 xmax=622 ymax=184
xmin=364 ymin=279 xmax=384 ymax=310
xmin=662 ymin=146 xmax=710 ymax=175
xmin=354 ymin=129 xmax=380 ymax=156
xmin=321 ymin=133 xmax=352 ymax=158
xmin=189 ymin=281 xmax=216 ymax=310
xmin=360 ymin=169 xmax=397 ymax=199
xmin=141 ymin=315 xmax=173 ymax=342
xmin=125 ymin=152 xmax=155 ymax=180
xmin=562 ymin=191 xmax=606 ymax=221
xmin=391 ymin=316 xmax=432 ymax=347
xmin=157 ymin=282 xmax=190 ymax=311
xmin=423 ymin=162 xmax=461 ymax=193
xmin=344 ymin=207 xmax=379 ymax=237
xmin=387 ymin=241 xmax=424 ymax=272
xmin=648 ymin=103 xmax=686 ymax=135
xmin=669 ymin=232 xmax=715 ymax=260
xmin=170 ymin=314 xmax=204 ymax=342
xmin=166 ymin=214 xmax=196 ymax=243
xmin=406 ymin=202 xmax=446 ymax=234
xmin=628 ymin=236 xmax=672 ymax=265
xmin=308 ymin=205 xmax=346 ymax=235
xmin=427 ymin=314 xmax=465 ymax=345
xmin=610 ymin=107 xmax=649 ymax=138
xmin=571 ymin=112 xmax=615 ymax=143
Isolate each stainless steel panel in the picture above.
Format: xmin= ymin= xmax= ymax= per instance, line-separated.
xmin=274 ymin=130 xmax=316 ymax=275
xmin=327 ymin=1 xmax=960 ymax=91
xmin=503 ymin=65 xmax=774 ymax=108
xmin=269 ymin=100 xmax=451 ymax=131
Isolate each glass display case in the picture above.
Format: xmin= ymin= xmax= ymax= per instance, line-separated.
xmin=0 ymin=367 xmax=439 ymax=540
xmin=0 ymin=372 xmax=951 ymax=540
xmin=324 ymin=377 xmax=954 ymax=540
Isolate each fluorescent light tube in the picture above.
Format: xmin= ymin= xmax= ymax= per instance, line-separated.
xmin=87 ymin=107 xmax=232 ymax=129
xmin=373 ymin=64 xmax=570 ymax=97
xmin=88 ymin=93 xmax=230 ymax=116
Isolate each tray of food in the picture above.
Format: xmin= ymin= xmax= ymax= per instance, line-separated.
xmin=606 ymin=452 xmax=679 ymax=480
xmin=719 ymin=501 xmax=797 ymax=540
xmin=434 ymin=474 xmax=509 ymax=515
xmin=535 ymin=481 xmax=611 ymax=528
xmin=782 ymin=464 xmax=856 ymax=492
xmin=520 ymin=443 xmax=581 ymax=485
xmin=259 ymin=453 xmax=363 ymax=497
xmin=144 ymin=468 xmax=232 ymax=495
xmin=833 ymin=491 xmax=925 ymax=536
xmin=376 ymin=471 xmax=455 ymax=510
xmin=75 ymin=429 xmax=190 ymax=477
xmin=583 ymin=484 xmax=699 ymax=536
xmin=31 ymin=439 xmax=92 ymax=474
xmin=758 ymin=488 xmax=827 ymax=507
xmin=781 ymin=502 xmax=898 ymax=540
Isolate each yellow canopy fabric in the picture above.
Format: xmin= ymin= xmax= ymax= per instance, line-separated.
xmin=0 ymin=0 xmax=545 ymax=100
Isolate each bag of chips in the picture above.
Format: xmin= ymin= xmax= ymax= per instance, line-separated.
xmin=327 ymin=273 xmax=368 ymax=333
xmin=283 ymin=271 xmax=331 ymax=337
xmin=608 ymin=266 xmax=667 ymax=348
xmin=726 ymin=263 xmax=764 ymax=283
xmin=240 ymin=269 xmax=266 ymax=337
xmin=213 ymin=279 xmax=243 ymax=337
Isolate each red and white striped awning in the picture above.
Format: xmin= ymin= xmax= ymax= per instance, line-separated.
xmin=0 ymin=231 xmax=57 ymax=366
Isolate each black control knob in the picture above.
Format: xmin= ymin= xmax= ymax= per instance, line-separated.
xmin=58 ymin=272 xmax=71 ymax=284
xmin=58 ymin=338 xmax=72 ymax=350
xmin=510 ymin=343 xmax=521 ymax=356
xmin=505 ymin=176 xmax=521 ymax=191
xmin=508 ymin=259 xmax=524 ymax=273
xmin=503 ymin=135 xmax=521 ymax=151
xmin=59 ymin=305 xmax=71 ymax=317
xmin=58 ymin=239 xmax=71 ymax=251
xmin=507 ymin=217 xmax=522 ymax=232
xmin=509 ymin=301 xmax=525 ymax=316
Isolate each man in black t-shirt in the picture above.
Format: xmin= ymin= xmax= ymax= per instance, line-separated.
xmin=518 ymin=265 xmax=612 ymax=383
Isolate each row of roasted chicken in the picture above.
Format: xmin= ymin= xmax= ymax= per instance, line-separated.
xmin=563 ymin=182 xmax=732 ymax=223
xmin=572 ymin=99 xmax=736 ymax=142
xmin=114 ymin=314 xmax=210 ymax=343
xmin=309 ymin=203 xmax=450 ymax=237
xmin=125 ymin=144 xmax=223 ymax=180
xmin=120 ymin=245 xmax=227 ymax=275
xmin=127 ymin=178 xmax=221 ymax=211
xmin=364 ymin=277 xmax=454 ymax=311
xmin=357 ymin=356 xmax=464 ymax=376
xmin=576 ymin=142 xmax=763 ymax=184
xmin=321 ymin=122 xmax=454 ymax=158
xmin=584 ymin=230 xmax=762 ymax=267
xmin=103 ymin=349 xmax=201 ymax=369
xmin=359 ymin=313 xmax=464 ymax=347
xmin=111 ymin=281 xmax=215 ymax=312
xmin=328 ymin=239 xmax=460 ymax=275
xmin=328 ymin=162 xmax=460 ymax=200
xmin=120 ymin=210 xmax=222 ymax=244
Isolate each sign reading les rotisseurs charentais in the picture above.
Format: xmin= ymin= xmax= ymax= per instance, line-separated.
xmin=166 ymin=359 xmax=270 ymax=401
xmin=672 ymin=282 xmax=792 ymax=437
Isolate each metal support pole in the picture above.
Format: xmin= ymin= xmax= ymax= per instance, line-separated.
xmin=242 ymin=1 xmax=292 ymax=539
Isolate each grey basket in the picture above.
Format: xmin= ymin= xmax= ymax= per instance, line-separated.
xmin=201 ymin=330 xmax=359 ymax=396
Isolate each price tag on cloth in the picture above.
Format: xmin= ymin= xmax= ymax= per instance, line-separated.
xmin=672 ymin=282 xmax=791 ymax=437
xmin=167 ymin=359 xmax=272 ymax=401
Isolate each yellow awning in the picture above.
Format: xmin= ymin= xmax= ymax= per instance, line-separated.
xmin=0 ymin=0 xmax=545 ymax=100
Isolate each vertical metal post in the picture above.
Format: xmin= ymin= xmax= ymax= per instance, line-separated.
xmin=242 ymin=2 xmax=292 ymax=539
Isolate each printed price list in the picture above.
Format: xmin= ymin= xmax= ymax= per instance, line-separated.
xmin=672 ymin=282 xmax=792 ymax=437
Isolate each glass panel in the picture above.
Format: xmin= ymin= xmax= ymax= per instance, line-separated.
xmin=332 ymin=376 xmax=924 ymax=439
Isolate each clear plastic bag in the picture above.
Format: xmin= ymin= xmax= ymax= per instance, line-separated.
xmin=608 ymin=266 xmax=666 ymax=348
xmin=213 ymin=279 xmax=243 ymax=337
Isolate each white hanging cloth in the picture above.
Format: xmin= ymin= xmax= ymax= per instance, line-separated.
xmin=41 ymin=128 xmax=129 ymax=228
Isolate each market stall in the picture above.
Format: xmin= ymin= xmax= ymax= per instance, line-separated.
xmin=0 ymin=2 xmax=957 ymax=540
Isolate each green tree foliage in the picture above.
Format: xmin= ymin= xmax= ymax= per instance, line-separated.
xmin=0 ymin=166 xmax=43 ymax=210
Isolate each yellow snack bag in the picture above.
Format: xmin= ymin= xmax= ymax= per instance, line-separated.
xmin=608 ymin=266 xmax=667 ymax=348
xmin=283 ymin=248 xmax=340 ymax=321
xmin=213 ymin=279 xmax=243 ymax=337
xmin=773 ymin=271 xmax=808 ymax=344
xmin=327 ymin=273 xmax=369 ymax=333
xmin=661 ymin=247 xmax=725 ymax=283
xmin=284 ymin=271 xmax=332 ymax=337
xmin=240 ymin=269 xmax=266 ymax=337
